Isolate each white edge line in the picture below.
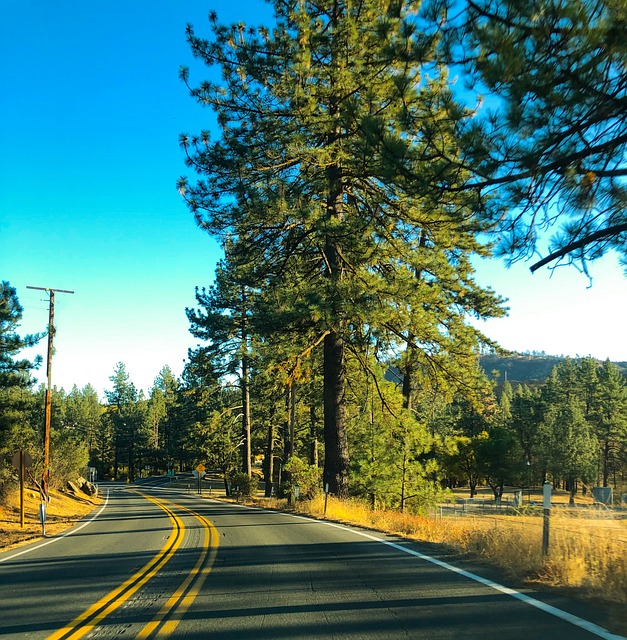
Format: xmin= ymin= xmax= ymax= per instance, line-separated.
xmin=230 ymin=502 xmax=626 ymax=640
xmin=0 ymin=489 xmax=110 ymax=564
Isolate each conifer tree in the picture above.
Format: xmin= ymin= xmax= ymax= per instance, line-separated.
xmin=590 ymin=359 xmax=626 ymax=487
xmin=179 ymin=1 xmax=504 ymax=495
xmin=105 ymin=362 xmax=140 ymax=479
xmin=509 ymin=384 xmax=542 ymax=470
xmin=0 ymin=281 xmax=42 ymax=389
xmin=0 ymin=282 xmax=43 ymax=495
xmin=536 ymin=360 xmax=600 ymax=496
xmin=65 ymin=384 xmax=103 ymax=466
xmin=187 ymin=250 xmax=255 ymax=477
xmin=148 ymin=366 xmax=180 ymax=472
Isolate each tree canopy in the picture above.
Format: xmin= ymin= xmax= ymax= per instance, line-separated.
xmin=179 ymin=0 xmax=506 ymax=495
xmin=0 ymin=281 xmax=42 ymax=389
xmin=436 ymin=0 xmax=627 ymax=273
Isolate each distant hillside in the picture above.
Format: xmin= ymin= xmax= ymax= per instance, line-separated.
xmin=480 ymin=353 xmax=627 ymax=385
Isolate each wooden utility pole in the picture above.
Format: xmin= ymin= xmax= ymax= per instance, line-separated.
xmin=26 ymin=286 xmax=74 ymax=500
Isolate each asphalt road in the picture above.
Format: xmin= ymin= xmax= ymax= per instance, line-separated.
xmin=0 ymin=482 xmax=623 ymax=640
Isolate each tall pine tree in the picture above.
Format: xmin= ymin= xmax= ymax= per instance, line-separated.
xmin=180 ymin=1 xmax=504 ymax=495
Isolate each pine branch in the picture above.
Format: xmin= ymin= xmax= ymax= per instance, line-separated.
xmin=530 ymin=222 xmax=627 ymax=272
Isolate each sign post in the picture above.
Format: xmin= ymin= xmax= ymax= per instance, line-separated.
xmin=195 ymin=464 xmax=206 ymax=495
xmin=39 ymin=501 xmax=47 ymax=537
xmin=12 ymin=450 xmax=33 ymax=528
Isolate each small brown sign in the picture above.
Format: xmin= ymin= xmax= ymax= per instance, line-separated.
xmin=12 ymin=451 xmax=33 ymax=468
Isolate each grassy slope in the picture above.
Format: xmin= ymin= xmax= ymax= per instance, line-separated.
xmin=0 ymin=486 xmax=100 ymax=552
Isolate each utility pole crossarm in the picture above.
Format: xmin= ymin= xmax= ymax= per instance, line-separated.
xmin=26 ymin=286 xmax=75 ymax=294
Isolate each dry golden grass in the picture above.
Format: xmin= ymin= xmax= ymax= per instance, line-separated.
xmin=0 ymin=487 xmax=101 ymax=552
xmin=246 ymin=492 xmax=626 ymax=606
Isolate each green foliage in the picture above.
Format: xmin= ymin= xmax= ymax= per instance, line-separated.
xmin=539 ymin=402 xmax=598 ymax=489
xmin=49 ymin=428 xmax=89 ymax=490
xmin=593 ymin=359 xmax=627 ymax=486
xmin=104 ymin=362 xmax=155 ymax=480
xmin=346 ymin=357 xmax=442 ymax=512
xmin=283 ymin=455 xmax=322 ymax=499
xmin=0 ymin=386 xmax=39 ymax=500
xmin=105 ymin=362 xmax=138 ymax=408
xmin=180 ymin=0 xmax=506 ymax=497
xmin=187 ymin=409 xmax=242 ymax=480
xmin=440 ymin=0 xmax=627 ymax=271
xmin=65 ymin=384 xmax=103 ymax=467
xmin=0 ymin=283 xmax=43 ymax=497
xmin=436 ymin=354 xmax=627 ymax=497
xmin=476 ymin=426 xmax=521 ymax=499
xmin=146 ymin=366 xmax=181 ymax=472
xmin=187 ymin=251 xmax=254 ymax=476
xmin=0 ymin=282 xmax=42 ymax=389
xmin=230 ymin=471 xmax=258 ymax=497
xmin=442 ymin=432 xmax=488 ymax=498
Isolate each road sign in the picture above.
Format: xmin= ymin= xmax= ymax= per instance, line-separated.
xmin=196 ymin=463 xmax=206 ymax=474
xmin=12 ymin=451 xmax=33 ymax=468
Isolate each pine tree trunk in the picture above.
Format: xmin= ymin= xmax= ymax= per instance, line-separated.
xmin=309 ymin=404 xmax=319 ymax=467
xmin=264 ymin=403 xmax=275 ymax=497
xmin=400 ymin=448 xmax=408 ymax=513
xmin=241 ymin=353 xmax=251 ymax=477
xmin=323 ymin=329 xmax=349 ymax=497
xmin=240 ymin=289 xmax=252 ymax=478
xmin=402 ymin=353 xmax=414 ymax=412
xmin=281 ymin=385 xmax=295 ymax=485
xmin=321 ymin=6 xmax=350 ymax=498
xmin=113 ymin=431 xmax=119 ymax=480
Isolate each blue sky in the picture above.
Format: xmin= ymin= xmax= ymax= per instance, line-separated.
xmin=1 ymin=1 xmax=625 ymax=399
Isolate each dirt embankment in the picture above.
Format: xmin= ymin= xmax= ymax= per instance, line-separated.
xmin=0 ymin=486 xmax=101 ymax=552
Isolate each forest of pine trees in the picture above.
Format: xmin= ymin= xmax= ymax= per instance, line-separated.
xmin=2 ymin=1 xmax=626 ymax=505
xmin=1 ymin=281 xmax=625 ymax=507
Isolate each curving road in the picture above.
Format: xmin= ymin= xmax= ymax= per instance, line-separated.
xmin=0 ymin=482 xmax=623 ymax=640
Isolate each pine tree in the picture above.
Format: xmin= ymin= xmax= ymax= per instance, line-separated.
xmin=187 ymin=251 xmax=254 ymax=477
xmin=148 ymin=366 xmax=180 ymax=472
xmin=105 ymin=362 xmax=140 ymax=480
xmin=0 ymin=282 xmax=43 ymax=496
xmin=537 ymin=360 xmax=600 ymax=496
xmin=592 ymin=359 xmax=626 ymax=487
xmin=0 ymin=281 xmax=42 ymax=389
xmin=180 ymin=1 xmax=504 ymax=495
xmin=65 ymin=384 xmax=103 ymax=467
xmin=509 ymin=383 xmax=542 ymax=472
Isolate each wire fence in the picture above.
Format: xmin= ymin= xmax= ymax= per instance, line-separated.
xmin=434 ymin=497 xmax=627 ymax=545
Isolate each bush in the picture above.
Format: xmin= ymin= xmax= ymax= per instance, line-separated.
xmin=230 ymin=472 xmax=258 ymax=497
xmin=284 ymin=456 xmax=322 ymax=499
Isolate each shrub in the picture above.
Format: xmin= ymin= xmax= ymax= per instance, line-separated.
xmin=284 ymin=456 xmax=322 ymax=499
xmin=230 ymin=472 xmax=258 ymax=497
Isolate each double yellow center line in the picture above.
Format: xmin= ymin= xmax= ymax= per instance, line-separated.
xmin=47 ymin=492 xmax=219 ymax=640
